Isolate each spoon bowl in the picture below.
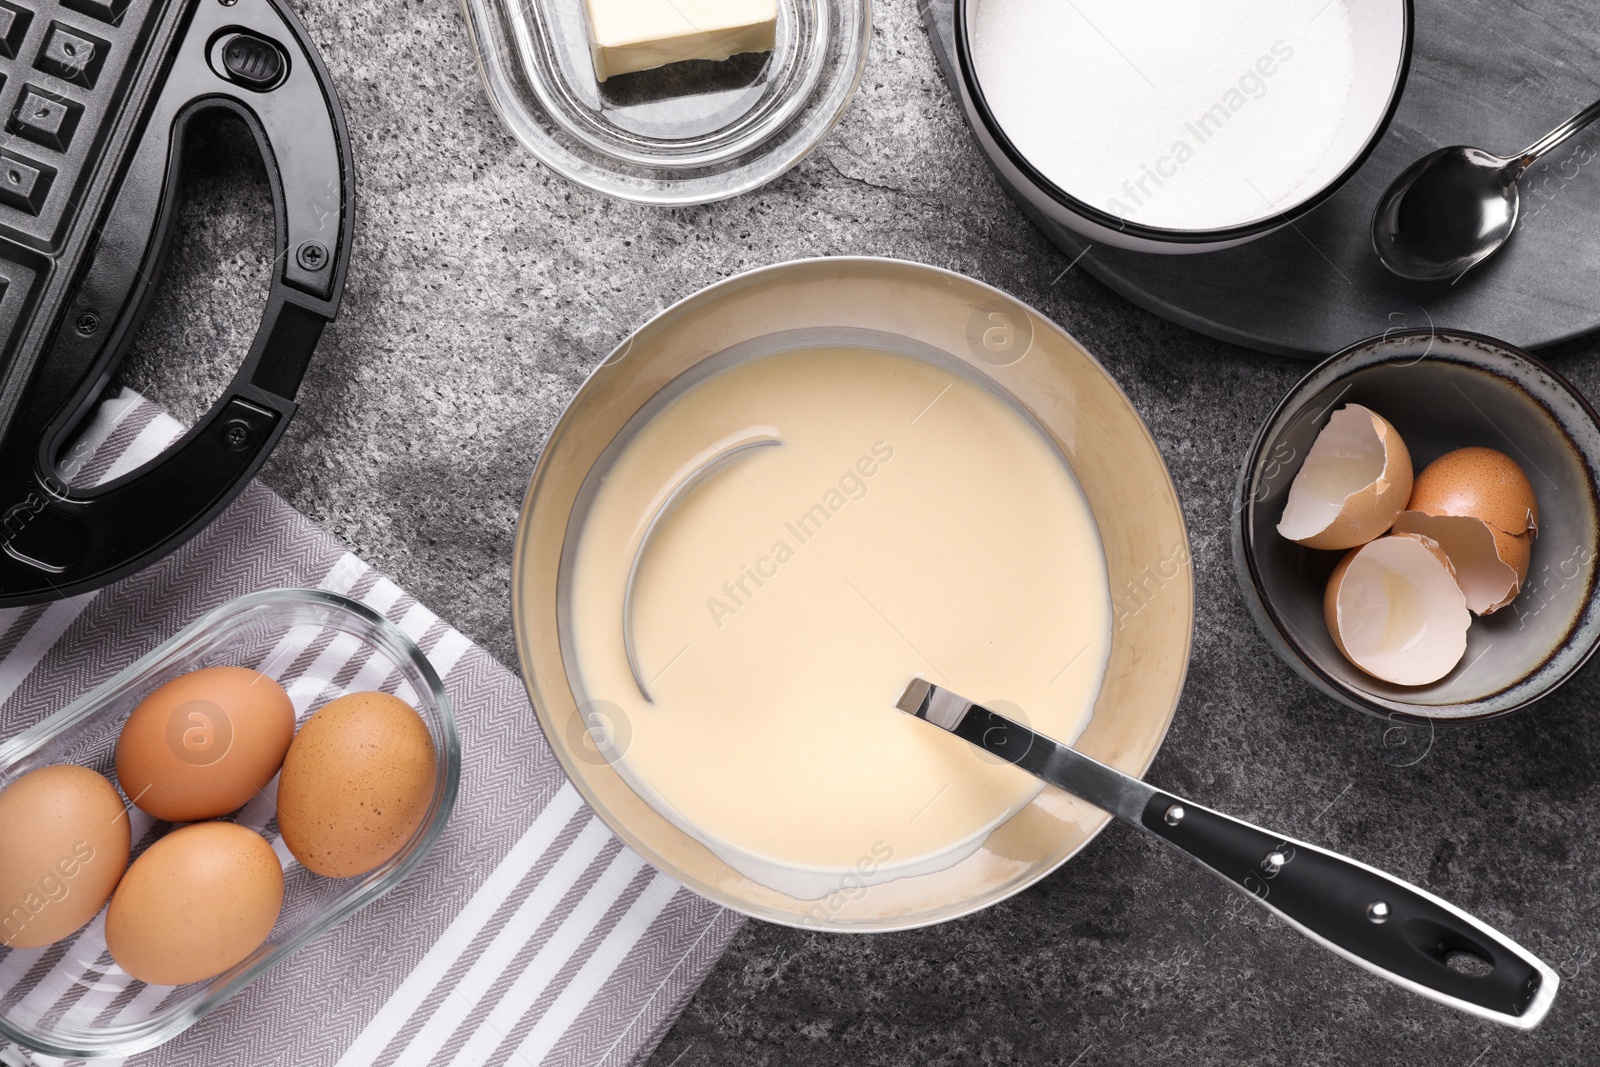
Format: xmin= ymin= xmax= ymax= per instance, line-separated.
xmin=1372 ymin=146 xmax=1522 ymax=281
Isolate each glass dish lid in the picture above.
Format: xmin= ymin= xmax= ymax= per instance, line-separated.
xmin=458 ymin=0 xmax=870 ymax=204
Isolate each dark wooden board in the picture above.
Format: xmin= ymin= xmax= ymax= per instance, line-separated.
xmin=923 ymin=0 xmax=1600 ymax=359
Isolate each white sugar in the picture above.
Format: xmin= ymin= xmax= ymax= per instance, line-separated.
xmin=971 ymin=0 xmax=1357 ymax=230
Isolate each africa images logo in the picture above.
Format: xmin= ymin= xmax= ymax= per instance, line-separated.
xmin=165 ymin=699 xmax=235 ymax=767
xmin=704 ymin=441 xmax=895 ymax=628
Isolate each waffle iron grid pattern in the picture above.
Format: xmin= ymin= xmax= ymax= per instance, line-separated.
xmin=0 ymin=0 xmax=165 ymax=448
xmin=0 ymin=0 xmax=159 ymax=245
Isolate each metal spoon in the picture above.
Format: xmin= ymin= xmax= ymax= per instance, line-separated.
xmin=898 ymin=677 xmax=1560 ymax=1029
xmin=1372 ymin=97 xmax=1600 ymax=281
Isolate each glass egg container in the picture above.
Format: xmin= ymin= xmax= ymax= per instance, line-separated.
xmin=0 ymin=589 xmax=460 ymax=1061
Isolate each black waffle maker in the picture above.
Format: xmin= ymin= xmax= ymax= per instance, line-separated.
xmin=0 ymin=0 xmax=352 ymax=606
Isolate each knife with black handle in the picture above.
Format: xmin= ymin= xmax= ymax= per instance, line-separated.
xmin=897 ymin=677 xmax=1558 ymax=1029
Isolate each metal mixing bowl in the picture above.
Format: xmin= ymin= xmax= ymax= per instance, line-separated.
xmin=512 ymin=257 xmax=1193 ymax=929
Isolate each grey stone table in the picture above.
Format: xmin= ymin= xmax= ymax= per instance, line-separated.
xmin=120 ymin=0 xmax=1600 ymax=1063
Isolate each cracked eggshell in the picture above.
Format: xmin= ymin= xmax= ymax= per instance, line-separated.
xmin=1277 ymin=404 xmax=1413 ymax=550
xmin=1406 ymin=447 xmax=1539 ymax=536
xmin=1324 ymin=533 xmax=1470 ymax=686
xmin=1391 ymin=511 xmax=1531 ymax=615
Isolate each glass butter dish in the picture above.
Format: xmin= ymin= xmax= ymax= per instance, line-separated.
xmin=458 ymin=0 xmax=870 ymax=203
xmin=0 ymin=590 xmax=460 ymax=1061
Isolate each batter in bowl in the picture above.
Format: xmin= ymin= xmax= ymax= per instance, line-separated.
xmin=564 ymin=344 xmax=1112 ymax=899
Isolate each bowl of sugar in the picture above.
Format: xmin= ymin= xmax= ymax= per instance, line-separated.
xmin=952 ymin=0 xmax=1412 ymax=253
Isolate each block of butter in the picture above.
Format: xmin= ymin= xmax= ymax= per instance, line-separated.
xmin=583 ymin=0 xmax=778 ymax=81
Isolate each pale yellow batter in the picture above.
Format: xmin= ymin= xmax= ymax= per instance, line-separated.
xmin=565 ymin=345 xmax=1112 ymax=899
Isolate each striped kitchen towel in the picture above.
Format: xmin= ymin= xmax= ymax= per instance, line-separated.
xmin=0 ymin=391 xmax=742 ymax=1067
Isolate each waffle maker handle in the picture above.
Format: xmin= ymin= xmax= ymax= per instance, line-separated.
xmin=0 ymin=0 xmax=353 ymax=604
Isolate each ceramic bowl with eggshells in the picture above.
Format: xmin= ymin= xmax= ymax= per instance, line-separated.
xmin=0 ymin=589 xmax=460 ymax=1060
xmin=1234 ymin=329 xmax=1600 ymax=723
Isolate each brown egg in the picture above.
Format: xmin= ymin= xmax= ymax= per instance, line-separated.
xmin=105 ymin=822 xmax=283 ymax=986
xmin=1407 ymin=446 xmax=1539 ymax=535
xmin=0 ymin=765 xmax=130 ymax=949
xmin=276 ymin=692 xmax=436 ymax=878
xmin=116 ymin=666 xmax=296 ymax=823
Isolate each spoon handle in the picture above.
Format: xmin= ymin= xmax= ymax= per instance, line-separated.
xmin=897 ymin=679 xmax=1560 ymax=1029
xmin=1136 ymin=793 xmax=1555 ymax=1029
xmin=1518 ymin=96 xmax=1600 ymax=167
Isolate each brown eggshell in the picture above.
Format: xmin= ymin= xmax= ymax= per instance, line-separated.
xmin=1324 ymin=546 xmax=1361 ymax=665
xmin=105 ymin=821 xmax=284 ymax=986
xmin=1494 ymin=526 xmax=1533 ymax=585
xmin=0 ymin=765 xmax=130 ymax=949
xmin=1277 ymin=404 xmax=1413 ymax=550
xmin=1407 ymin=446 xmax=1539 ymax=536
xmin=1391 ymin=511 xmax=1533 ymax=615
xmin=1321 ymin=535 xmax=1457 ymax=668
xmin=1323 ymin=533 xmax=1469 ymax=686
xmin=116 ymin=666 xmax=296 ymax=823
xmin=275 ymin=692 xmax=436 ymax=878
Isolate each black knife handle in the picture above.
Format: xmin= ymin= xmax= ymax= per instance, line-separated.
xmin=1140 ymin=793 xmax=1556 ymax=1027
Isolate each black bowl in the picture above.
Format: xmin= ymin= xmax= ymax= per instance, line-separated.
xmin=1234 ymin=329 xmax=1600 ymax=723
